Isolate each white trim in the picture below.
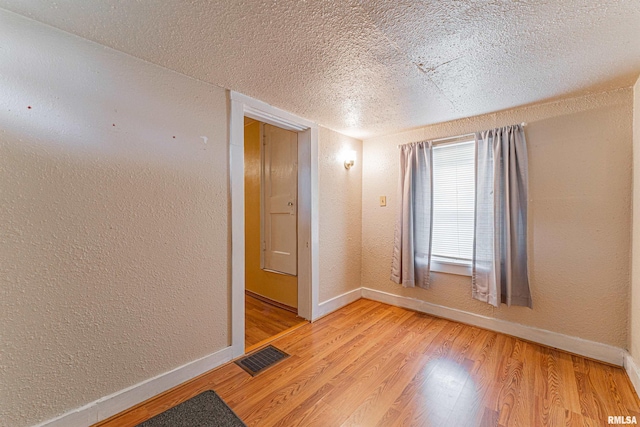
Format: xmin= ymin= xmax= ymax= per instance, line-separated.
xmin=34 ymin=346 xmax=234 ymax=427
xmin=361 ymin=288 xmax=625 ymax=366
xmin=230 ymin=91 xmax=315 ymax=130
xmin=297 ymin=128 xmax=314 ymax=319
xmin=309 ymin=125 xmax=320 ymax=321
xmin=316 ymin=288 xmax=363 ymax=319
xmin=229 ymin=97 xmax=246 ymax=358
xmin=625 ymin=353 xmax=640 ymax=398
xmin=431 ymin=258 xmax=472 ymax=276
xmin=229 ymin=91 xmax=320 ymax=356
xmin=244 ymin=106 xmax=307 ymax=132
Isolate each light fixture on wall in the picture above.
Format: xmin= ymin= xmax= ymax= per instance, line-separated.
xmin=344 ymin=150 xmax=356 ymax=170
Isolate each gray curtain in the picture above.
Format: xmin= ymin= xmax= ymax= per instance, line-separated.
xmin=391 ymin=141 xmax=433 ymax=289
xmin=473 ymin=124 xmax=532 ymax=307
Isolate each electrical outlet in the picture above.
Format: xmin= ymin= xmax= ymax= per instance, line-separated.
xmin=380 ymin=196 xmax=387 ymax=207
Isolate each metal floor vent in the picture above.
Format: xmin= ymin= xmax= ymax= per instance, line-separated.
xmin=236 ymin=345 xmax=289 ymax=376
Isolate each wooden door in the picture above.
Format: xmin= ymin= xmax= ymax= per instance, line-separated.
xmin=262 ymin=123 xmax=298 ymax=276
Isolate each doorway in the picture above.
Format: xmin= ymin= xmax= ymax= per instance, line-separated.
xmin=230 ymin=91 xmax=319 ymax=358
xmin=243 ymin=118 xmax=307 ymax=351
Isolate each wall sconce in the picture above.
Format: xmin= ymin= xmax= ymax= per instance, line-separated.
xmin=344 ymin=150 xmax=356 ymax=170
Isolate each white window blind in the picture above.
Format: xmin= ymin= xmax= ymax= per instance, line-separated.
xmin=431 ymin=140 xmax=475 ymax=263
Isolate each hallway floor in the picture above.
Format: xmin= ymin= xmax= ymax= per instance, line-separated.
xmin=245 ymin=294 xmax=305 ymax=350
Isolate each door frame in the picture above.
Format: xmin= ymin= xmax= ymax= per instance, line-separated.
xmin=229 ymin=91 xmax=319 ymax=357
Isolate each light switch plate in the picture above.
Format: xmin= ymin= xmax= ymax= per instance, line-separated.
xmin=380 ymin=196 xmax=386 ymax=207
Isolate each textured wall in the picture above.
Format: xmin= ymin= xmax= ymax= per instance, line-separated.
xmin=318 ymin=127 xmax=363 ymax=302
xmin=244 ymin=120 xmax=298 ymax=307
xmin=362 ymin=88 xmax=633 ymax=348
xmin=632 ymin=76 xmax=640 ymax=359
xmin=0 ymin=12 xmax=229 ymax=427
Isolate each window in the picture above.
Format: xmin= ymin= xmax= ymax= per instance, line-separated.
xmin=431 ymin=139 xmax=475 ymax=276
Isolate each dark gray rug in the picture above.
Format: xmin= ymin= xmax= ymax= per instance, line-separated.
xmin=136 ymin=390 xmax=246 ymax=427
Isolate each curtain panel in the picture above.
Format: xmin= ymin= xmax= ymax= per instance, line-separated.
xmin=473 ymin=124 xmax=532 ymax=307
xmin=391 ymin=141 xmax=433 ymax=289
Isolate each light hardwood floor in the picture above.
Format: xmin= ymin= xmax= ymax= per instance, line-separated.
xmin=95 ymin=299 xmax=640 ymax=427
xmin=245 ymin=294 xmax=306 ymax=350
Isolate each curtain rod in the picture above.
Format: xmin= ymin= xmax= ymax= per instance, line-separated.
xmin=397 ymin=122 xmax=527 ymax=148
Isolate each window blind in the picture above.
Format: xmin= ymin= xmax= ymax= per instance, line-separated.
xmin=431 ymin=140 xmax=475 ymax=262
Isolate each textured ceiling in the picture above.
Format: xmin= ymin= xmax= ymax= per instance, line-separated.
xmin=1 ymin=0 xmax=639 ymax=138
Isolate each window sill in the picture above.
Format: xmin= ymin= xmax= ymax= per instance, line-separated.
xmin=431 ymin=258 xmax=472 ymax=277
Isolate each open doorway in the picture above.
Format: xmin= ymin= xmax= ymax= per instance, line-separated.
xmin=230 ymin=91 xmax=319 ymax=358
xmin=243 ymin=117 xmax=307 ymax=352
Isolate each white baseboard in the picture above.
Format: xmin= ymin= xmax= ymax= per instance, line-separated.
xmin=625 ymin=353 xmax=640 ymax=398
xmin=34 ymin=346 xmax=234 ymax=427
xmin=361 ymin=287 xmax=625 ymax=366
xmin=315 ymin=288 xmax=362 ymax=320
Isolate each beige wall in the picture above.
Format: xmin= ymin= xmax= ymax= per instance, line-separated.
xmin=632 ymin=76 xmax=640 ymax=359
xmin=244 ymin=120 xmax=298 ymax=308
xmin=362 ymin=88 xmax=633 ymax=348
xmin=0 ymin=12 xmax=229 ymax=427
xmin=319 ymin=127 xmax=363 ymax=302
xmin=0 ymin=11 xmax=365 ymax=426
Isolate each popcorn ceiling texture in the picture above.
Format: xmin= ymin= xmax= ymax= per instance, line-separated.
xmin=0 ymin=1 xmax=638 ymax=138
xmin=318 ymin=128 xmax=363 ymax=302
xmin=0 ymin=11 xmax=229 ymax=427
xmin=632 ymin=76 xmax=640 ymax=360
xmin=362 ymin=88 xmax=633 ymax=348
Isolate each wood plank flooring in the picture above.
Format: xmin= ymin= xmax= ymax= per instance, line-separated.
xmin=245 ymin=294 xmax=305 ymax=349
xmin=95 ymin=299 xmax=640 ymax=427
